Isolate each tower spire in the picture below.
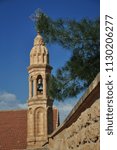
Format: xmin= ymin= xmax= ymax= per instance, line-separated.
xmin=30 ymin=32 xmax=49 ymax=65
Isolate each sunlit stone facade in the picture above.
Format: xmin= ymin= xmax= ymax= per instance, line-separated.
xmin=27 ymin=32 xmax=53 ymax=149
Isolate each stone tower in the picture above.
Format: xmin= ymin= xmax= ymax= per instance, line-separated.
xmin=27 ymin=32 xmax=53 ymax=149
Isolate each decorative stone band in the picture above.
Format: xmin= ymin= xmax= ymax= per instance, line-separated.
xmin=27 ymin=64 xmax=53 ymax=72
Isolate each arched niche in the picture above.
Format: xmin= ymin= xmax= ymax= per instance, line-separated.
xmin=42 ymin=48 xmax=47 ymax=64
xmin=33 ymin=53 xmax=36 ymax=64
xmin=37 ymin=53 xmax=41 ymax=64
xmin=43 ymin=53 xmax=45 ymax=63
xmin=37 ymin=75 xmax=43 ymax=95
xmin=43 ymin=50 xmax=47 ymax=64
xmin=34 ymin=107 xmax=45 ymax=136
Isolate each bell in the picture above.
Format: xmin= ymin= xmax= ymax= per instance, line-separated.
xmin=37 ymin=79 xmax=43 ymax=92
xmin=37 ymin=83 xmax=43 ymax=92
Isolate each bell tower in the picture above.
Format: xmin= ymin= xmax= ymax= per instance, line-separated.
xmin=27 ymin=32 xmax=53 ymax=149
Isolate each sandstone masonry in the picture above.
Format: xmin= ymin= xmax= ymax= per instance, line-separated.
xmin=27 ymin=33 xmax=53 ymax=149
xmin=45 ymin=73 xmax=100 ymax=150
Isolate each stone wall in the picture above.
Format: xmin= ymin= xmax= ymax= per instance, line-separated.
xmin=44 ymin=73 xmax=100 ymax=150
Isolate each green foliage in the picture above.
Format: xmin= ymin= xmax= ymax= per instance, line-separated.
xmin=33 ymin=10 xmax=100 ymax=101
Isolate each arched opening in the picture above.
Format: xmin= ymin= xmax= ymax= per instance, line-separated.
xmin=37 ymin=75 xmax=43 ymax=95
xmin=32 ymin=80 xmax=34 ymax=97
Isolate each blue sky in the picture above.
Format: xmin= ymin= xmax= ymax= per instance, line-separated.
xmin=0 ymin=0 xmax=99 ymax=122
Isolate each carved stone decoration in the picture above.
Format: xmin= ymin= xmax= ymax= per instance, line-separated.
xmin=30 ymin=33 xmax=49 ymax=65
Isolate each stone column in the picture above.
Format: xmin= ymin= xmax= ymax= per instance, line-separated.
xmin=29 ymin=78 xmax=32 ymax=99
xmin=34 ymin=78 xmax=37 ymax=97
xmin=45 ymin=107 xmax=48 ymax=139
xmin=43 ymin=74 xmax=47 ymax=98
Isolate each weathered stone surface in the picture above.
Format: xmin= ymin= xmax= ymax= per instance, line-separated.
xmin=46 ymin=99 xmax=100 ymax=150
xmin=42 ymin=73 xmax=100 ymax=150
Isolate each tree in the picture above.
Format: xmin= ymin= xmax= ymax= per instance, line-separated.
xmin=31 ymin=10 xmax=100 ymax=101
